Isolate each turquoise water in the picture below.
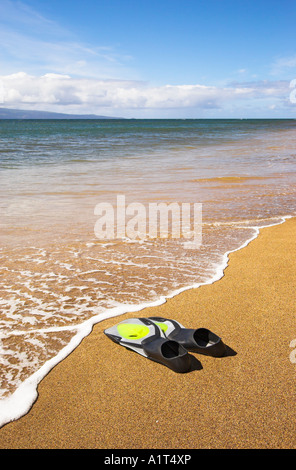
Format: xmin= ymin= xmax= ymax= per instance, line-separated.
xmin=0 ymin=119 xmax=295 ymax=423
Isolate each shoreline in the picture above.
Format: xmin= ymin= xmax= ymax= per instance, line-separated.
xmin=0 ymin=215 xmax=290 ymax=428
xmin=0 ymin=216 xmax=295 ymax=448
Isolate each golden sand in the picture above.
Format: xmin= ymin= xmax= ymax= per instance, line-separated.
xmin=0 ymin=217 xmax=295 ymax=449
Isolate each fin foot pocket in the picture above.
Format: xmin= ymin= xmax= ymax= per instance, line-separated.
xmin=148 ymin=317 xmax=226 ymax=357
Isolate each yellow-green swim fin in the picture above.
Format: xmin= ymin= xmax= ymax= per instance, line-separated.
xmin=104 ymin=317 xmax=191 ymax=373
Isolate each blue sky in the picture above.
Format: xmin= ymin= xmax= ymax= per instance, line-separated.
xmin=0 ymin=0 xmax=296 ymax=118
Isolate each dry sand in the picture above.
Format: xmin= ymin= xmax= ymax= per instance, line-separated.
xmin=0 ymin=217 xmax=295 ymax=449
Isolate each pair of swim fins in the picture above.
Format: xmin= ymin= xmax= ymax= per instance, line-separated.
xmin=104 ymin=316 xmax=226 ymax=373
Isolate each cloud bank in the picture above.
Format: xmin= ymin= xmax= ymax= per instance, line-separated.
xmin=0 ymin=72 xmax=291 ymax=117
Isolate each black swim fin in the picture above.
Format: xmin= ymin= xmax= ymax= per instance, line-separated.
xmin=148 ymin=317 xmax=226 ymax=357
xmin=104 ymin=317 xmax=191 ymax=373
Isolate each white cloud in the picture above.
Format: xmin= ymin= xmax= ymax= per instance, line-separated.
xmin=0 ymin=73 xmax=292 ymax=116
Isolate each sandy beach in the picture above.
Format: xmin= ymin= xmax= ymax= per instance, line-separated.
xmin=0 ymin=216 xmax=295 ymax=449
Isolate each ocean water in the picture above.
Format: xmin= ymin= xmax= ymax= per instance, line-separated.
xmin=0 ymin=119 xmax=295 ymax=426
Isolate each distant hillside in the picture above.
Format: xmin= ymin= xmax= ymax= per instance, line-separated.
xmin=0 ymin=107 xmax=121 ymax=119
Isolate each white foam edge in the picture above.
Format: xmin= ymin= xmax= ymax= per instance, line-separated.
xmin=0 ymin=299 xmax=167 ymax=429
xmin=0 ymin=214 xmax=292 ymax=429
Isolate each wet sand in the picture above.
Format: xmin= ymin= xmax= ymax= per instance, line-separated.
xmin=0 ymin=217 xmax=295 ymax=449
